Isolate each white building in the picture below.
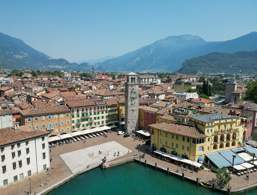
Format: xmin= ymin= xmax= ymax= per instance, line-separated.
xmin=0 ymin=110 xmax=13 ymax=129
xmin=139 ymin=74 xmax=161 ymax=85
xmin=174 ymin=92 xmax=199 ymax=101
xmin=0 ymin=128 xmax=50 ymax=187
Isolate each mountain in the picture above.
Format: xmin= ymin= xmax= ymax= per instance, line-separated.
xmin=0 ymin=32 xmax=91 ymax=71
xmin=97 ymin=32 xmax=257 ymax=72
xmin=178 ymin=51 xmax=257 ymax=74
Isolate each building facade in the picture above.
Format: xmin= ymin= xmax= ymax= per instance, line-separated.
xmin=150 ymin=113 xmax=245 ymax=161
xmin=106 ymin=99 xmax=119 ymax=127
xmin=66 ymin=99 xmax=108 ymax=131
xmin=21 ymin=102 xmax=72 ymax=136
xmin=139 ymin=106 xmax=158 ymax=131
xmin=0 ymin=128 xmax=50 ymax=187
xmin=150 ymin=123 xmax=205 ymax=161
xmin=0 ymin=110 xmax=13 ymax=129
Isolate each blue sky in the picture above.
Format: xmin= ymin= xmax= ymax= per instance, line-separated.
xmin=0 ymin=0 xmax=256 ymax=62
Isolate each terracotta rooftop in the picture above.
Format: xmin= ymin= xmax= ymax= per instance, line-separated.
xmin=139 ymin=106 xmax=159 ymax=113
xmin=66 ymin=99 xmax=105 ymax=108
xmin=21 ymin=101 xmax=70 ymax=116
xmin=0 ymin=128 xmax=49 ymax=146
xmin=149 ymin=122 xmax=205 ymax=138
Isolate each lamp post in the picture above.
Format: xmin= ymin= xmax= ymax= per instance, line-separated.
xmin=232 ymin=154 xmax=236 ymax=167
xmin=252 ymin=153 xmax=256 ymax=164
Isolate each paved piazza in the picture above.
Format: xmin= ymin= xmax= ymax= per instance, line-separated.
xmin=61 ymin=141 xmax=131 ymax=174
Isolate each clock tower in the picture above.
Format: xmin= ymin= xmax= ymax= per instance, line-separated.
xmin=125 ymin=72 xmax=139 ymax=134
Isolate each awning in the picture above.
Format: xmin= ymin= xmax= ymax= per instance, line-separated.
xmin=233 ymin=165 xmax=246 ymax=171
xmin=241 ymin=162 xmax=254 ymax=169
xmin=180 ymin=158 xmax=202 ymax=168
xmin=48 ymin=126 xmax=111 ymax=142
xmin=238 ymin=152 xmax=253 ymax=162
xmin=59 ymin=134 xmax=72 ymax=139
xmin=154 ymin=150 xmax=202 ymax=168
xmin=48 ymin=136 xmax=61 ymax=143
xmin=70 ymin=126 xmax=111 ymax=137
xmin=136 ymin=130 xmax=150 ymax=137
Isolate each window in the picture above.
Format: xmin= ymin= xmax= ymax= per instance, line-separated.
xmin=18 ymin=150 xmax=21 ymax=157
xmin=27 ymin=170 xmax=31 ymax=176
xmin=11 ymin=145 xmax=15 ymax=150
xmin=2 ymin=166 xmax=6 ymax=174
xmin=26 ymin=141 xmax=29 ymax=145
xmin=12 ymin=152 xmax=15 ymax=159
xmin=26 ymin=158 xmax=30 ymax=165
xmin=13 ymin=162 xmax=16 ymax=170
xmin=43 ymin=164 xmax=47 ymax=170
xmin=42 ymin=143 xmax=45 ymax=149
xmin=42 ymin=137 xmax=45 ymax=141
xmin=26 ymin=148 xmax=30 ymax=154
xmin=13 ymin=175 xmax=18 ymax=182
xmin=17 ymin=143 xmax=20 ymax=148
xmin=18 ymin=160 xmax=22 ymax=168
xmin=3 ymin=179 xmax=8 ymax=186
xmin=1 ymin=155 xmax=5 ymax=162
xmin=0 ymin=147 xmax=4 ymax=152
xmin=43 ymin=152 xmax=46 ymax=159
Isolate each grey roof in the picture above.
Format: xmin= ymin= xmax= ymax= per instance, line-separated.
xmin=244 ymin=145 xmax=257 ymax=157
xmin=206 ymin=152 xmax=231 ymax=168
xmin=191 ymin=113 xmax=237 ymax=123
xmin=219 ymin=150 xmax=244 ymax=165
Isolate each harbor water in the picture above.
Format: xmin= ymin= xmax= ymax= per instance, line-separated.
xmin=49 ymin=162 xmax=257 ymax=195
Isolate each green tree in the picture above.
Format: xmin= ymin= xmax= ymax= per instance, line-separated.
xmin=215 ymin=168 xmax=231 ymax=188
xmin=197 ymin=79 xmax=212 ymax=97
xmin=245 ymin=80 xmax=257 ymax=103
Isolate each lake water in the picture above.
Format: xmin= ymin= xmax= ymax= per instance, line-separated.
xmin=49 ymin=162 xmax=257 ymax=195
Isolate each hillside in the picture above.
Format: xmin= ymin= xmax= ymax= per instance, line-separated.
xmin=97 ymin=32 xmax=257 ymax=72
xmin=178 ymin=51 xmax=257 ymax=74
xmin=0 ymin=32 xmax=91 ymax=71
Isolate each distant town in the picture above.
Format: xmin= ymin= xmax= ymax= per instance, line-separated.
xmin=0 ymin=69 xmax=256 ymax=194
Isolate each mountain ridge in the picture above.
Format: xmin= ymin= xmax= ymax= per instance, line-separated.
xmin=0 ymin=32 xmax=92 ymax=71
xmin=97 ymin=32 xmax=257 ymax=72
xmin=178 ymin=50 xmax=257 ymax=74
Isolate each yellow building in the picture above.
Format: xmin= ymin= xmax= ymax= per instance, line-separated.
xmin=21 ymin=101 xmax=72 ymax=135
xmin=150 ymin=123 xmax=205 ymax=161
xmin=118 ymin=100 xmax=125 ymax=127
xmin=150 ymin=113 xmax=245 ymax=161
xmin=191 ymin=113 xmax=245 ymax=152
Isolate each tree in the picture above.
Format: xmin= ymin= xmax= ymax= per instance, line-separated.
xmin=215 ymin=168 xmax=231 ymax=188
xmin=245 ymin=80 xmax=257 ymax=103
xmin=197 ymin=79 xmax=212 ymax=97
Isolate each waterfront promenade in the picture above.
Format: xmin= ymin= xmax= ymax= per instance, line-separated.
xmin=2 ymin=131 xmax=257 ymax=194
